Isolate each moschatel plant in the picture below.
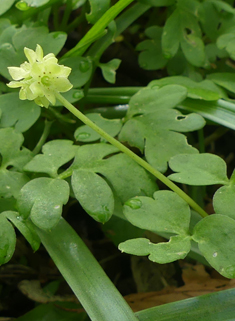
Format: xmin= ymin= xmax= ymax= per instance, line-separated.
xmin=2 ymin=0 xmax=235 ymax=320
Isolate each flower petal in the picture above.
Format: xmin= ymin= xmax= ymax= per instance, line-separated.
xmin=43 ymin=87 xmax=56 ymax=105
xmin=34 ymin=96 xmax=50 ymax=108
xmin=7 ymin=81 xmax=23 ymax=88
xmin=35 ymin=44 xmax=43 ymax=61
xmin=53 ymin=77 xmax=73 ymax=92
xmin=29 ymin=81 xmax=44 ymax=97
xmin=24 ymin=47 xmax=37 ymax=64
xmin=8 ymin=67 xmax=28 ymax=80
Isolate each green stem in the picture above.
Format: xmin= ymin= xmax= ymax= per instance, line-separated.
xmin=32 ymin=120 xmax=53 ymax=155
xmin=55 ymin=92 xmax=208 ymax=218
xmin=63 ymin=0 xmax=135 ymax=57
xmin=36 ymin=218 xmax=138 ymax=321
xmin=60 ymin=0 xmax=73 ymax=30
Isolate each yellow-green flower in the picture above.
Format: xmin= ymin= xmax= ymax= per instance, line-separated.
xmin=7 ymin=44 xmax=73 ymax=108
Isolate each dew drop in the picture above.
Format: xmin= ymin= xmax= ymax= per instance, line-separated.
xmin=54 ymin=205 xmax=60 ymax=209
xmin=15 ymin=1 xmax=30 ymax=11
xmin=125 ymin=199 xmax=142 ymax=209
xmin=79 ymin=60 xmax=90 ymax=72
xmin=6 ymin=186 xmax=10 ymax=189
xmin=213 ymin=252 xmax=217 ymax=257
xmin=76 ymin=132 xmax=91 ymax=140
xmin=73 ymin=90 xmax=84 ymax=100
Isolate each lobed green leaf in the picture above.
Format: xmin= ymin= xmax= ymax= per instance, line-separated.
xmin=169 ymin=153 xmax=229 ymax=185
xmin=17 ymin=178 xmax=70 ymax=230
xmin=0 ymin=214 xmax=16 ymax=265
xmin=123 ymin=190 xmax=191 ymax=235
xmin=24 ymin=140 xmax=78 ymax=178
xmin=193 ymin=214 xmax=235 ymax=279
xmin=74 ymin=113 xmax=122 ymax=143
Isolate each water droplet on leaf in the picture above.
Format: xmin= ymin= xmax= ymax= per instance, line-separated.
xmin=15 ymin=1 xmax=30 ymax=10
xmin=79 ymin=60 xmax=90 ymax=72
xmin=73 ymin=90 xmax=84 ymax=100
xmin=125 ymin=199 xmax=142 ymax=209
xmin=76 ymin=132 xmax=91 ymax=140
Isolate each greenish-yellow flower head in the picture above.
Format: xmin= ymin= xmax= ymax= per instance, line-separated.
xmin=7 ymin=44 xmax=73 ymax=108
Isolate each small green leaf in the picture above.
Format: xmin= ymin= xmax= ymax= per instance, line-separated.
xmin=217 ymin=33 xmax=235 ymax=60
xmin=123 ymin=190 xmax=191 ymax=235
xmin=207 ymin=73 xmax=235 ymax=94
xmin=0 ymin=0 xmax=15 ymax=15
xmin=119 ymin=235 xmax=191 ymax=264
xmin=24 ymin=140 xmax=78 ymax=178
xmin=0 ymin=215 xmax=16 ymax=265
xmin=86 ymin=0 xmax=111 ymax=24
xmin=17 ymin=178 xmax=70 ymax=230
xmin=169 ymin=153 xmax=229 ymax=185
xmin=3 ymin=211 xmax=40 ymax=251
xmin=193 ymin=214 xmax=235 ymax=279
xmin=181 ymin=33 xmax=205 ymax=67
xmin=72 ymin=170 xmax=114 ymax=223
xmin=74 ymin=113 xmax=122 ymax=142
xmin=137 ymin=26 xmax=168 ymax=70
xmin=0 ymin=128 xmax=31 ymax=198
xmin=119 ymin=238 xmax=152 ymax=256
xmin=162 ymin=9 xmax=180 ymax=58
xmin=99 ymin=59 xmax=121 ymax=84
xmin=0 ymin=128 xmax=32 ymax=170
xmin=0 ymin=93 xmax=41 ymax=132
xmin=213 ymin=185 xmax=235 ymax=219
xmin=149 ymin=76 xmax=224 ymax=100
xmin=59 ymin=57 xmax=92 ymax=88
xmin=162 ymin=6 xmax=205 ymax=66
xmin=0 ymin=171 xmax=29 ymax=198
xmin=126 ymin=85 xmax=187 ymax=118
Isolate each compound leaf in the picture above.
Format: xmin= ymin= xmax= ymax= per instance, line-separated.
xmin=120 ymin=85 xmax=204 ymax=172
xmin=72 ymin=170 xmax=114 ymax=223
xmin=193 ymin=214 xmax=235 ymax=279
xmin=207 ymin=73 xmax=235 ymax=94
xmin=24 ymin=140 xmax=78 ymax=178
xmin=0 ymin=128 xmax=31 ymax=198
xmin=162 ymin=6 xmax=205 ymax=66
xmin=123 ymin=190 xmax=191 ymax=235
xmin=213 ymin=185 xmax=235 ymax=219
xmin=149 ymin=76 xmax=225 ymax=100
xmin=137 ymin=26 xmax=168 ymax=70
xmin=169 ymin=153 xmax=229 ymax=185
xmin=17 ymin=178 xmax=70 ymax=230
xmin=70 ymin=143 xmax=157 ymax=221
xmin=74 ymin=113 xmax=122 ymax=143
xmin=0 ymin=214 xmax=16 ymax=265
xmin=99 ymin=59 xmax=121 ymax=84
xmin=119 ymin=235 xmax=191 ymax=264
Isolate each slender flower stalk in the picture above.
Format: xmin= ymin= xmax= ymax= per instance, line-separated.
xmin=7 ymin=45 xmax=208 ymax=218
